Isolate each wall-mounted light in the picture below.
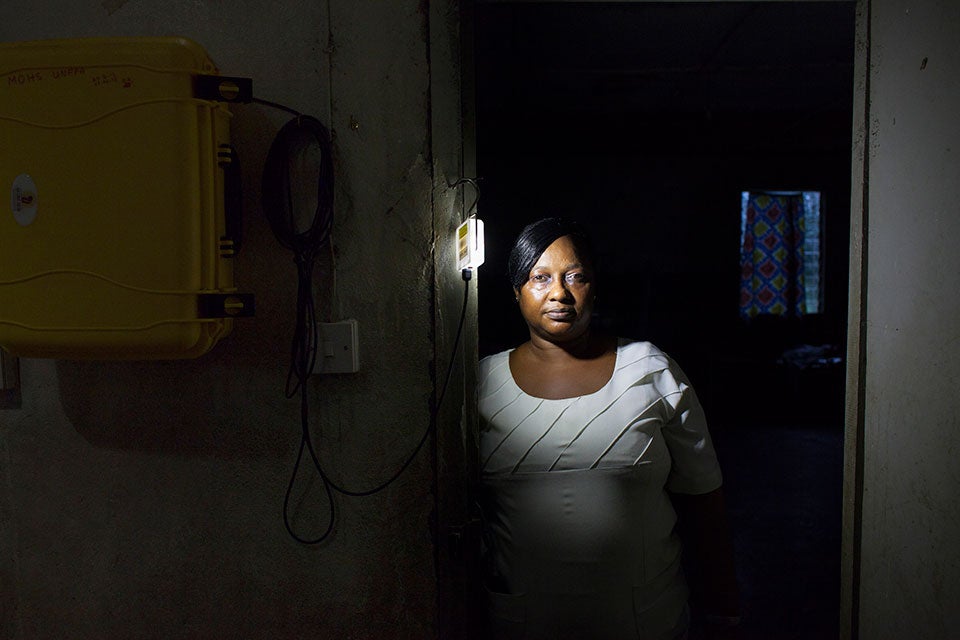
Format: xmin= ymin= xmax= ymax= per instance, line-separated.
xmin=456 ymin=214 xmax=485 ymax=272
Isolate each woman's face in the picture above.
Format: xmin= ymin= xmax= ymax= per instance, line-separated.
xmin=515 ymin=235 xmax=595 ymax=344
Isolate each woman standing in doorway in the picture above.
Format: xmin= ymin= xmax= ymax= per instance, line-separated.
xmin=478 ymin=218 xmax=740 ymax=639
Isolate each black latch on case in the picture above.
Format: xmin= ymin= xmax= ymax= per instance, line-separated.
xmin=198 ymin=293 xmax=256 ymax=318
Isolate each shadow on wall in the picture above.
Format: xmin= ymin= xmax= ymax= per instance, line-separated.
xmin=56 ymin=355 xmax=284 ymax=460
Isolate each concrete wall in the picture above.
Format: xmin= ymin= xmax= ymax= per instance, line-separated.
xmin=848 ymin=0 xmax=960 ymax=637
xmin=0 ymin=2 xmax=464 ymax=638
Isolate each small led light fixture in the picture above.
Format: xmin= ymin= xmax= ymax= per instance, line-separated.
xmin=456 ymin=215 xmax=485 ymax=272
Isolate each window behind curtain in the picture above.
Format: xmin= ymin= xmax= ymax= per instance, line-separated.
xmin=739 ymin=191 xmax=822 ymax=318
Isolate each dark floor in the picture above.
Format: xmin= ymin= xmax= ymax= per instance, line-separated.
xmin=709 ymin=417 xmax=844 ymax=640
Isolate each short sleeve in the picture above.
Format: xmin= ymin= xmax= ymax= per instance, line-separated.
xmin=658 ymin=358 xmax=723 ymax=495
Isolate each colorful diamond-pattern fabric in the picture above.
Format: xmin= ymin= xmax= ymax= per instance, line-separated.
xmin=739 ymin=193 xmax=806 ymax=318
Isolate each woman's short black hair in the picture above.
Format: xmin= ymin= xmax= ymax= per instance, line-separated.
xmin=507 ymin=217 xmax=595 ymax=290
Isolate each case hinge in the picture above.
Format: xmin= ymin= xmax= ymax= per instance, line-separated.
xmin=218 ymin=144 xmax=243 ymax=255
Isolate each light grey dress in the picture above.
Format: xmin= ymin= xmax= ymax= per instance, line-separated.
xmin=479 ymin=340 xmax=723 ymax=640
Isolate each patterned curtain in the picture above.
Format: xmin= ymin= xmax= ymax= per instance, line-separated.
xmin=739 ymin=192 xmax=806 ymax=318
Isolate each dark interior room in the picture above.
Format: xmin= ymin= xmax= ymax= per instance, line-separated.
xmin=474 ymin=2 xmax=855 ymax=638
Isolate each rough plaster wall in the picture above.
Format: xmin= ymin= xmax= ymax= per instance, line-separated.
xmin=0 ymin=2 xmax=439 ymax=638
xmin=861 ymin=1 xmax=960 ymax=637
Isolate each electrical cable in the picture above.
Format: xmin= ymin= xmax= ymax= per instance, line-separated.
xmin=258 ymin=97 xmax=475 ymax=543
xmin=261 ymin=113 xmax=334 ymax=261
xmin=310 ymin=272 xmax=471 ymax=498
xmin=446 ymin=177 xmax=480 ymax=222
xmin=284 ymin=267 xmax=469 ymax=539
xmin=252 ymin=97 xmax=301 ymax=118
xmin=258 ymin=101 xmax=335 ymax=543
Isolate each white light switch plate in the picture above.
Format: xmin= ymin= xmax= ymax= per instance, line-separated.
xmin=317 ymin=319 xmax=359 ymax=374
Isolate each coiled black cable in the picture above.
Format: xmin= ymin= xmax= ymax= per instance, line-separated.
xmin=261 ymin=115 xmax=334 ymax=260
xmin=259 ymin=107 xmax=336 ymax=544
xmin=259 ymin=99 xmax=473 ymax=544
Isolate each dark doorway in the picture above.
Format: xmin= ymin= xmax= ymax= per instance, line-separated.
xmin=474 ymin=2 xmax=855 ymax=638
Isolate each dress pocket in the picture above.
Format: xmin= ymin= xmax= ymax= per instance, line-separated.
xmin=484 ymin=585 xmax=526 ymax=640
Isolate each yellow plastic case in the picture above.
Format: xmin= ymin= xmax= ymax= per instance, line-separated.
xmin=0 ymin=37 xmax=250 ymax=359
